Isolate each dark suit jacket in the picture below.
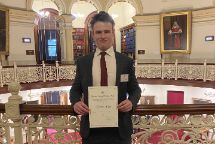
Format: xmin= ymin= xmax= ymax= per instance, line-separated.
xmin=70 ymin=51 xmax=141 ymax=139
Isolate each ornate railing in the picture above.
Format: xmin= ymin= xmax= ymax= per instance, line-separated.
xmin=0 ymin=61 xmax=76 ymax=87
xmin=1 ymin=60 xmax=215 ymax=87
xmin=1 ymin=82 xmax=81 ymax=144
xmin=135 ymin=59 xmax=215 ymax=81
xmin=1 ymin=82 xmax=215 ymax=143
xmin=132 ymin=105 xmax=215 ymax=144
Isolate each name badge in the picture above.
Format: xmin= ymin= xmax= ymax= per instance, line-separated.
xmin=120 ymin=74 xmax=129 ymax=82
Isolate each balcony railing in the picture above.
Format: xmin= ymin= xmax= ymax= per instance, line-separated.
xmin=136 ymin=59 xmax=215 ymax=81
xmin=0 ymin=82 xmax=215 ymax=143
xmin=0 ymin=61 xmax=76 ymax=87
xmin=1 ymin=60 xmax=215 ymax=87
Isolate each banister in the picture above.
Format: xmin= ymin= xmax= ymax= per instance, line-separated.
xmin=134 ymin=104 xmax=215 ymax=115
xmin=0 ymin=103 xmax=5 ymax=113
xmin=17 ymin=103 xmax=215 ymax=116
xmin=19 ymin=104 xmax=75 ymax=115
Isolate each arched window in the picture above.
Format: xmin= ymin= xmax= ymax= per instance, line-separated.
xmin=34 ymin=8 xmax=61 ymax=64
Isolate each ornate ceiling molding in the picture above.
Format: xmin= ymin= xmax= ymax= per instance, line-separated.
xmin=192 ymin=8 xmax=215 ymax=23
xmin=30 ymin=0 xmax=66 ymax=14
xmin=133 ymin=15 xmax=160 ymax=26
xmin=133 ymin=8 xmax=215 ymax=27
xmin=26 ymin=0 xmax=34 ymax=11
xmin=104 ymin=0 xmax=143 ymax=14
xmin=88 ymin=0 xmax=102 ymax=11
xmin=51 ymin=0 xmax=66 ymax=14
xmin=68 ymin=0 xmax=100 ymax=14
xmin=9 ymin=9 xmax=36 ymax=26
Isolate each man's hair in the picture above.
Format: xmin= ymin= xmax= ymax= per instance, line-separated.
xmin=90 ymin=11 xmax=115 ymax=29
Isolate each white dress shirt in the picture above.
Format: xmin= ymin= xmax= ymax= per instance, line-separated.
xmin=92 ymin=47 xmax=116 ymax=86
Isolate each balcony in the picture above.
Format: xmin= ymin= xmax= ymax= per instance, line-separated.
xmin=0 ymin=60 xmax=215 ymax=143
xmin=0 ymin=83 xmax=215 ymax=143
xmin=0 ymin=60 xmax=215 ymax=87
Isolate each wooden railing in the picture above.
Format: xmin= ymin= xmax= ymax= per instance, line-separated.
xmin=134 ymin=104 xmax=215 ymax=115
xmin=18 ymin=104 xmax=215 ymax=116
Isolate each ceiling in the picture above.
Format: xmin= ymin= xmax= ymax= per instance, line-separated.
xmin=0 ymin=0 xmax=214 ymax=14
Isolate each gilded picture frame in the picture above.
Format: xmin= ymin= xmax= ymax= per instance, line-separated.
xmin=0 ymin=7 xmax=9 ymax=55
xmin=160 ymin=11 xmax=191 ymax=54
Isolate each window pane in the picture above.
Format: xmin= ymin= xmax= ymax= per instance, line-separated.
xmin=48 ymin=39 xmax=56 ymax=46
xmin=48 ymin=46 xmax=57 ymax=57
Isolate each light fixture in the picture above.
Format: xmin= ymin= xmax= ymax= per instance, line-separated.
xmin=205 ymin=35 xmax=214 ymax=41
xmin=38 ymin=10 xmax=50 ymax=18
xmin=37 ymin=0 xmax=50 ymax=18
xmin=72 ymin=13 xmax=85 ymax=18
xmin=111 ymin=14 xmax=119 ymax=19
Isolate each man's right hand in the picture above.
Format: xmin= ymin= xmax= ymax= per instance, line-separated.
xmin=73 ymin=101 xmax=90 ymax=115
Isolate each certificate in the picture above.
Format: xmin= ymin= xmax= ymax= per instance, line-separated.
xmin=88 ymin=86 xmax=118 ymax=128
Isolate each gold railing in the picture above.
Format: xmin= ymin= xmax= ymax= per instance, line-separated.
xmin=1 ymin=82 xmax=215 ymax=143
xmin=1 ymin=60 xmax=215 ymax=87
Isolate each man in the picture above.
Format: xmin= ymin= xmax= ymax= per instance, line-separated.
xmin=70 ymin=11 xmax=141 ymax=144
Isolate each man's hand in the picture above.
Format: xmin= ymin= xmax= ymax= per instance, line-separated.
xmin=118 ymin=99 xmax=132 ymax=112
xmin=73 ymin=101 xmax=90 ymax=115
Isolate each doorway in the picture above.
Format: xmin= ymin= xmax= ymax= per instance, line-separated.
xmin=167 ymin=90 xmax=184 ymax=104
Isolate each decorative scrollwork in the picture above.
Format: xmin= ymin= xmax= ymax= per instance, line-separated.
xmin=1 ymin=63 xmax=215 ymax=86
xmin=178 ymin=65 xmax=204 ymax=80
xmin=162 ymin=64 xmax=176 ymax=79
xmin=22 ymin=115 xmax=81 ymax=143
xmin=0 ymin=113 xmax=11 ymax=143
xmin=132 ymin=114 xmax=215 ymax=144
xmin=1 ymin=68 xmax=14 ymax=85
xmin=136 ymin=64 xmax=162 ymax=78
xmin=206 ymin=65 xmax=215 ymax=81
xmin=59 ymin=65 xmax=76 ymax=80
xmin=17 ymin=67 xmax=43 ymax=83
xmin=45 ymin=66 xmax=57 ymax=81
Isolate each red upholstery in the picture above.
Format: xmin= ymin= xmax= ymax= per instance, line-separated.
xmin=147 ymin=129 xmax=184 ymax=144
xmin=47 ymin=128 xmax=82 ymax=143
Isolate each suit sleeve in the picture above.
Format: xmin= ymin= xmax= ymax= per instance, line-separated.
xmin=70 ymin=59 xmax=82 ymax=106
xmin=127 ymin=59 xmax=141 ymax=111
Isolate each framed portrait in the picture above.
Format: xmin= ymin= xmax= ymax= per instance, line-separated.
xmin=160 ymin=11 xmax=192 ymax=53
xmin=0 ymin=7 xmax=9 ymax=55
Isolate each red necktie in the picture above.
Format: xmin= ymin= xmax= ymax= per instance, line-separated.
xmin=100 ymin=52 xmax=108 ymax=86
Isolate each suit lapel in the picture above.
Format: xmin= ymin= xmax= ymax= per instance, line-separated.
xmin=115 ymin=52 xmax=122 ymax=86
xmin=87 ymin=53 xmax=94 ymax=86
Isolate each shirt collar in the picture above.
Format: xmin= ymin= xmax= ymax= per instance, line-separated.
xmin=95 ymin=46 xmax=115 ymax=57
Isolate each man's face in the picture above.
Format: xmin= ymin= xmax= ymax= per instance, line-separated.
xmin=92 ymin=21 xmax=114 ymax=51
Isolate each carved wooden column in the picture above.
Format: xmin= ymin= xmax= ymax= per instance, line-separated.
xmin=5 ymin=82 xmax=23 ymax=144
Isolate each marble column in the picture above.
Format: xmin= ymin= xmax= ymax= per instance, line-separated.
xmin=60 ymin=14 xmax=75 ymax=62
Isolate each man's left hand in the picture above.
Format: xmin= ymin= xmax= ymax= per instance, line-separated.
xmin=118 ymin=99 xmax=132 ymax=112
